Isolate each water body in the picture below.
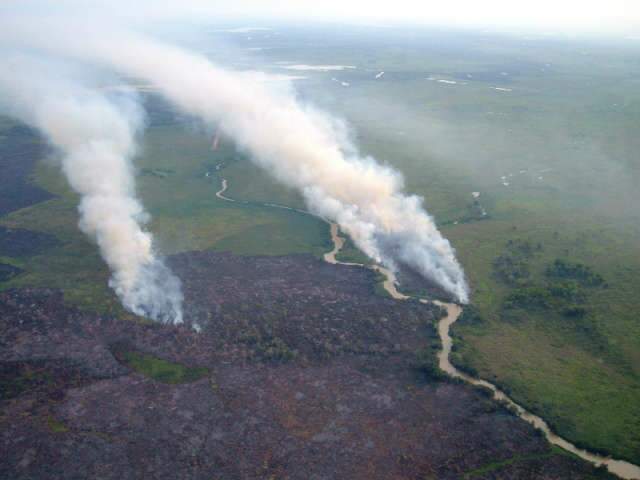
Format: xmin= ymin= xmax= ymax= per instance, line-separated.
xmin=216 ymin=177 xmax=640 ymax=480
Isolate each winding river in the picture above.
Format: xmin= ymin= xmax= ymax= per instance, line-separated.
xmin=216 ymin=177 xmax=640 ymax=479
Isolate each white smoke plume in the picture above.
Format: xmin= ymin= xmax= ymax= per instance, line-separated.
xmin=0 ymin=55 xmax=184 ymax=322
xmin=0 ymin=14 xmax=469 ymax=303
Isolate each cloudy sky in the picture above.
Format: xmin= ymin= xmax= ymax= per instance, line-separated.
xmin=198 ymin=0 xmax=639 ymax=35
xmin=2 ymin=0 xmax=639 ymax=36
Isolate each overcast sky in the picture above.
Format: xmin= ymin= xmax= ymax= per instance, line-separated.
xmin=3 ymin=0 xmax=639 ymax=36
xmin=203 ymin=0 xmax=639 ymax=35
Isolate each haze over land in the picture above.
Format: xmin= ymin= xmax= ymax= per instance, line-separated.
xmin=4 ymin=0 xmax=638 ymax=35
xmin=1 ymin=1 xmax=640 ymax=478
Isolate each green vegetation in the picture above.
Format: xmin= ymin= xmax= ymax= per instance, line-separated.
xmin=46 ymin=416 xmax=69 ymax=433
xmin=462 ymin=452 xmax=553 ymax=479
xmin=237 ymin=320 xmax=295 ymax=361
xmin=456 ymin=304 xmax=485 ymax=327
xmin=372 ymin=270 xmax=392 ymax=298
xmin=449 ymin=222 xmax=640 ymax=463
xmin=413 ymin=347 xmax=447 ymax=382
xmin=140 ymin=167 xmax=176 ymax=178
xmin=492 ymin=239 xmax=541 ymax=286
xmin=545 ymin=259 xmax=606 ymax=287
xmin=502 ymin=267 xmax=597 ymax=315
xmin=461 ymin=447 xmax=612 ymax=479
xmin=238 ymin=330 xmax=298 ymax=362
xmin=413 ymin=322 xmax=447 ymax=382
xmin=222 ymin=153 xmax=305 ymax=209
xmin=335 ymin=234 xmax=370 ymax=265
xmin=111 ymin=346 xmax=209 ymax=384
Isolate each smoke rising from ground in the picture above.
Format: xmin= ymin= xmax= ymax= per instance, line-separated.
xmin=0 ymin=16 xmax=469 ymax=303
xmin=0 ymin=55 xmax=184 ymax=322
xmin=110 ymin=34 xmax=470 ymax=301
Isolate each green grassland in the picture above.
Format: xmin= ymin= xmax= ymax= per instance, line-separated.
xmin=111 ymin=344 xmax=210 ymax=384
xmin=447 ymin=217 xmax=640 ymax=461
xmin=222 ymin=154 xmax=306 ymax=209
xmin=335 ymin=234 xmax=371 ymax=265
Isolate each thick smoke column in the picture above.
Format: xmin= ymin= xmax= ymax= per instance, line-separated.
xmin=92 ymin=35 xmax=469 ymax=302
xmin=0 ymin=56 xmax=184 ymax=322
xmin=1 ymin=19 xmax=469 ymax=303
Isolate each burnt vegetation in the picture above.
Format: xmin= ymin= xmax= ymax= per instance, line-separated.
xmin=0 ymin=252 xmax=614 ymax=479
xmin=0 ymin=263 xmax=23 ymax=283
xmin=168 ymin=251 xmax=441 ymax=362
xmin=0 ymin=225 xmax=60 ymax=258
xmin=0 ymin=125 xmax=53 ymax=216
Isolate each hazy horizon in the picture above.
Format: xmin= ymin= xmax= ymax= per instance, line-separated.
xmin=1 ymin=0 xmax=639 ymax=39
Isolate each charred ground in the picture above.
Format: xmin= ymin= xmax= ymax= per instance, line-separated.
xmin=0 ymin=252 xmax=613 ymax=479
xmin=0 ymin=125 xmax=60 ymax=286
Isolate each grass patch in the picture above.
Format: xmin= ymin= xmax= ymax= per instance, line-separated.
xmin=372 ymin=270 xmax=392 ymax=298
xmin=112 ymin=346 xmax=209 ymax=384
xmin=46 ymin=416 xmax=69 ymax=433
xmin=335 ymin=234 xmax=371 ymax=265
xmin=463 ymin=453 xmax=553 ymax=479
xmin=462 ymin=448 xmax=613 ymax=479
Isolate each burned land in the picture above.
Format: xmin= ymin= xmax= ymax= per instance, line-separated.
xmin=0 ymin=252 xmax=613 ymax=479
xmin=0 ymin=126 xmax=53 ymax=217
xmin=0 ymin=125 xmax=59 ymax=285
xmin=0 ymin=225 xmax=59 ymax=258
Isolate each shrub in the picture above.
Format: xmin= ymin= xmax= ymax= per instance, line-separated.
xmin=545 ymin=259 xmax=605 ymax=287
xmin=562 ymin=306 xmax=588 ymax=319
xmin=457 ymin=304 xmax=485 ymax=326
xmin=413 ymin=348 xmax=446 ymax=381
xmin=504 ymin=286 xmax=552 ymax=310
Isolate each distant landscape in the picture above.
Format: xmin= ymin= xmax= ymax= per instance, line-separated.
xmin=1 ymin=21 xmax=639 ymax=478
